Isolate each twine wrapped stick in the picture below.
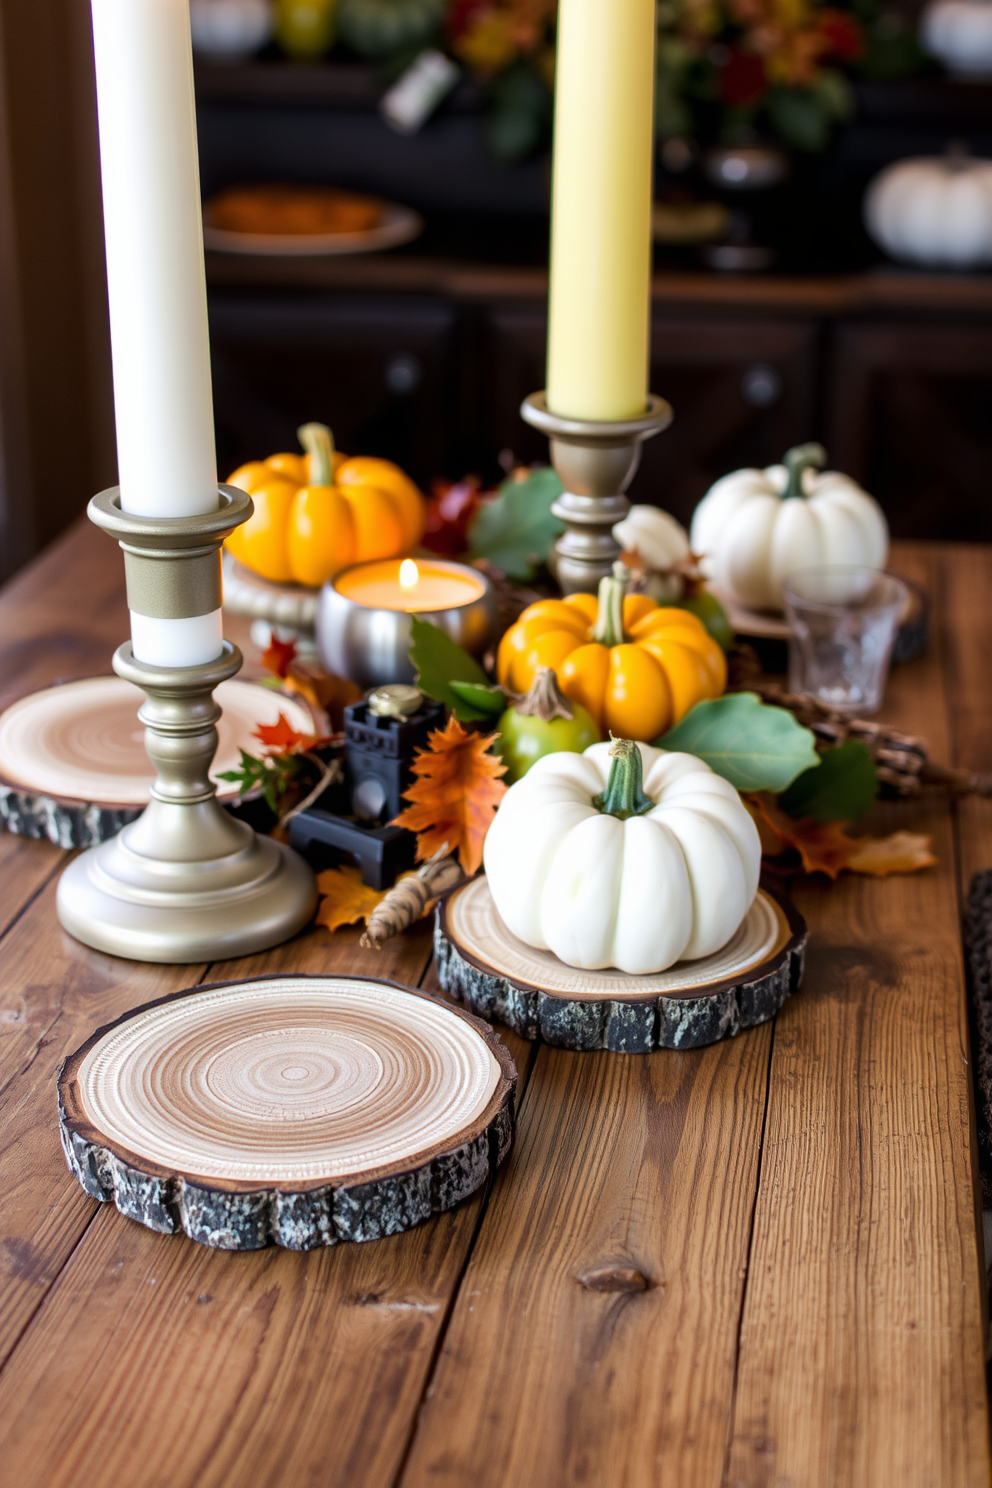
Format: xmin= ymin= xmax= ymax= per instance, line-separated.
xmin=361 ymin=846 xmax=465 ymax=950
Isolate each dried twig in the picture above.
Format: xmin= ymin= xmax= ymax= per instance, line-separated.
xmin=360 ymin=846 xmax=465 ymax=950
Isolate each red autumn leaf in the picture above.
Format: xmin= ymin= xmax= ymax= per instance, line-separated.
xmin=422 ymin=475 xmax=482 ymax=557
xmin=254 ymin=712 xmax=317 ymax=754
xmin=262 ymin=635 xmax=298 ymax=679
xmin=392 ymin=715 xmax=507 ymax=876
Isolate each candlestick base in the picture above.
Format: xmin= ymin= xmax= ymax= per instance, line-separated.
xmin=56 ymin=643 xmax=317 ymax=963
xmin=521 ymin=392 xmax=673 ymax=593
xmin=56 ymin=488 xmax=317 ymax=963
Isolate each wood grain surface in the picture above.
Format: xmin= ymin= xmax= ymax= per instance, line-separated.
xmin=726 ymin=546 xmax=990 ymax=1488
xmin=0 ymin=527 xmax=987 ymax=1488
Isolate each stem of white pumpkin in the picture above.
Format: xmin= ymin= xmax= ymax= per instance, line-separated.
xmin=593 ymin=737 xmax=654 ymax=820
xmin=590 ymin=561 xmax=630 ymax=648
xmin=298 ymin=422 xmax=335 ymax=486
xmin=781 ymin=442 xmax=826 ymax=501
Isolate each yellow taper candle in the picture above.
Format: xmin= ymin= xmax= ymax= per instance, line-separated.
xmin=546 ymin=0 xmax=657 ymax=422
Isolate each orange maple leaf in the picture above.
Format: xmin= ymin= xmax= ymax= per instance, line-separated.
xmin=748 ymin=795 xmax=936 ymax=879
xmin=262 ymin=635 xmax=297 ymax=679
xmin=315 ymin=865 xmax=387 ymax=933
xmin=392 ymin=715 xmax=507 ymax=876
xmin=254 ymin=712 xmax=317 ymax=754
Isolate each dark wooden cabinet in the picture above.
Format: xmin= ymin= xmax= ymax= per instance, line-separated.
xmin=209 ymin=291 xmax=458 ymax=484
xmin=482 ymin=305 xmax=818 ymax=528
xmin=206 ymin=256 xmax=992 ymax=541
xmin=827 ymin=322 xmax=992 ymax=542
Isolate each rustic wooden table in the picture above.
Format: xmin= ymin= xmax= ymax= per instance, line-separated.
xmin=0 ymin=523 xmax=990 ymax=1488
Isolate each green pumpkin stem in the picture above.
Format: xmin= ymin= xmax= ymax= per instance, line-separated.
xmin=594 ymin=737 xmax=654 ymax=820
xmin=298 ymin=422 xmax=336 ymax=486
xmin=781 ymin=442 xmax=826 ymax=501
xmin=590 ymin=561 xmax=630 ymax=648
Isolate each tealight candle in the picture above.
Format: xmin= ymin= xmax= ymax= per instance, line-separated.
xmin=316 ymin=558 xmax=500 ymax=689
xmin=336 ymin=558 xmax=487 ymax=613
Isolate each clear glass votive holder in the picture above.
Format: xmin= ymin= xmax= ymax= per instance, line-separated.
xmin=783 ymin=566 xmax=907 ymax=715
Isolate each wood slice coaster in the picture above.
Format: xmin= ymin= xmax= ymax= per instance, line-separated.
xmin=436 ymin=877 xmax=807 ymax=1054
xmin=0 ymin=677 xmax=314 ymax=848
xmin=59 ymin=974 xmax=516 ymax=1251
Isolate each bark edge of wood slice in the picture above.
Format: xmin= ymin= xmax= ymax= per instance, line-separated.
xmin=0 ymin=677 xmax=314 ymax=848
xmin=58 ymin=974 xmax=517 ymax=1251
xmin=436 ymin=878 xmax=806 ymax=1053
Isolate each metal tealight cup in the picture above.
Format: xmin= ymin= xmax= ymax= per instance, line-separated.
xmin=316 ymin=559 xmax=500 ymax=689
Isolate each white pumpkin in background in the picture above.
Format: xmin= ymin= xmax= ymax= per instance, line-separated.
xmin=689 ymin=443 xmax=888 ymax=613
xmin=612 ymin=505 xmax=691 ymax=572
xmin=190 ymin=0 xmax=274 ymax=60
xmin=864 ymin=150 xmax=992 ymax=269
xmin=921 ymin=0 xmax=992 ymax=76
xmin=483 ymin=738 xmax=760 ymax=975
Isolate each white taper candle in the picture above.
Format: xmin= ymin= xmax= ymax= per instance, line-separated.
xmin=91 ymin=0 xmax=223 ymax=665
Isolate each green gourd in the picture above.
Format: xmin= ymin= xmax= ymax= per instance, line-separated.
xmin=336 ymin=0 xmax=446 ymax=58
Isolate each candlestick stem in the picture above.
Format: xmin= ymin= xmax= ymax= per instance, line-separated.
xmin=56 ymin=490 xmax=316 ymax=962
xmin=521 ymin=392 xmax=673 ymax=593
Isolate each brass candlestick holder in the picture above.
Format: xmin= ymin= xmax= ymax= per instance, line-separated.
xmin=521 ymin=392 xmax=673 ymax=593
xmin=56 ymin=486 xmax=317 ymax=963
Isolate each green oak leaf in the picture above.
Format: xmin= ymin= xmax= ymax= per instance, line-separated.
xmin=467 ymin=466 xmax=564 ymax=581
xmin=657 ymin=692 xmax=820 ymax=793
xmin=409 ymin=617 xmax=492 ymax=721
xmin=779 ymin=739 xmax=878 ymax=823
xmin=449 ymin=680 xmax=506 ymax=716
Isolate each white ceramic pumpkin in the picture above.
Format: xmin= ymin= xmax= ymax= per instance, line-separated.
xmin=864 ymin=152 xmax=992 ymax=269
xmin=612 ymin=505 xmax=690 ymax=572
xmin=689 ymin=443 xmax=888 ymax=613
xmin=483 ymin=738 xmax=761 ymax=975
xmin=921 ymin=0 xmax=992 ymax=75
xmin=190 ymin=0 xmax=274 ymax=59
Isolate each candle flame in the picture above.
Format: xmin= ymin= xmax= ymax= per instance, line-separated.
xmin=399 ymin=559 xmax=419 ymax=590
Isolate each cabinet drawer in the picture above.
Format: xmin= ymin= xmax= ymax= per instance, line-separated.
xmin=208 ymin=293 xmax=457 ymax=485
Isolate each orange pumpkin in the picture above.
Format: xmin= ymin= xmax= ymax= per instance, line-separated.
xmin=225 ymin=424 xmax=424 ymax=588
xmin=497 ymin=564 xmax=727 ymax=742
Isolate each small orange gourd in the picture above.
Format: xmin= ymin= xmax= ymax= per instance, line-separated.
xmin=225 ymin=423 xmax=424 ymax=588
xmin=497 ymin=562 xmax=727 ymax=742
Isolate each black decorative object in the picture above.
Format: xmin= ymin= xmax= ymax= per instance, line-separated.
xmin=288 ymin=781 xmax=417 ymax=890
xmin=344 ymin=689 xmax=446 ymax=823
xmin=287 ymin=685 xmax=445 ymax=890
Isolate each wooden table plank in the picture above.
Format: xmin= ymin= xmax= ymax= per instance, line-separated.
xmin=0 ymin=878 xmax=207 ymax=1366
xmin=726 ymin=545 xmax=990 ymax=1488
xmin=0 ymin=834 xmax=62 ymax=940
xmin=0 ymin=925 xmax=532 ymax=1488
xmin=400 ymin=1024 xmax=773 ymax=1487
